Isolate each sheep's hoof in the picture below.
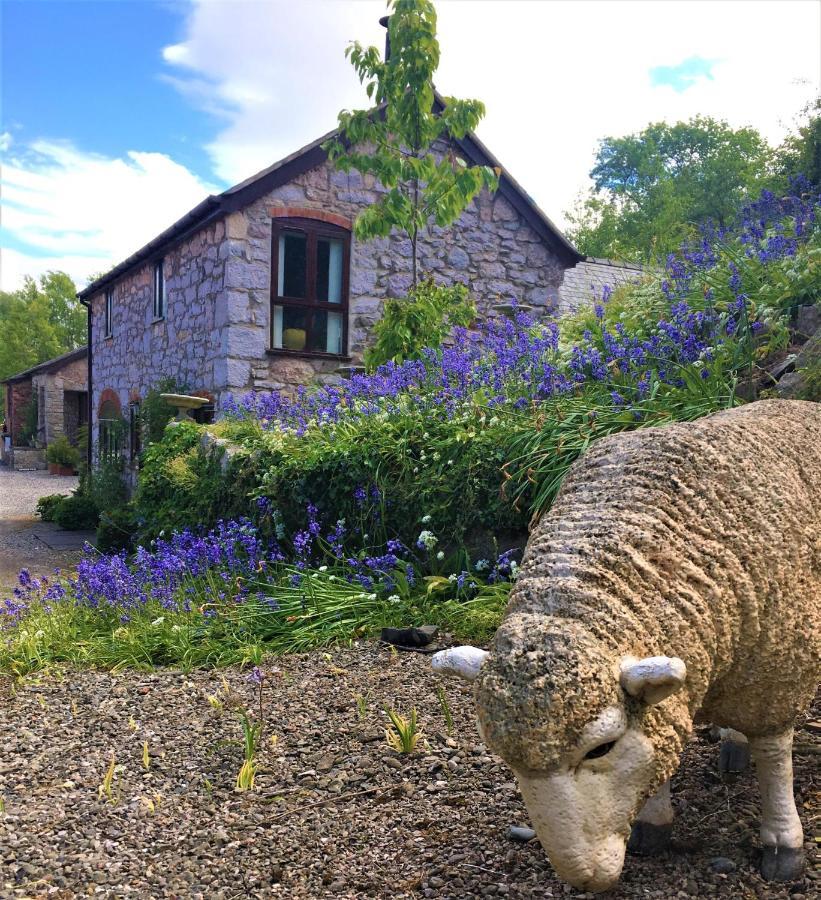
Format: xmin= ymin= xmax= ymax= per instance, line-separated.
xmin=627 ymin=821 xmax=672 ymax=855
xmin=719 ymin=740 xmax=750 ymax=773
xmin=760 ymin=845 xmax=804 ymax=881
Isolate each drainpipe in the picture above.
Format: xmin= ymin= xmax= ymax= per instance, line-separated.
xmin=79 ymin=295 xmax=92 ymax=473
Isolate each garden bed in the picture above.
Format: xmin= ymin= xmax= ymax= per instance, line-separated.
xmin=0 ymin=647 xmax=816 ymax=899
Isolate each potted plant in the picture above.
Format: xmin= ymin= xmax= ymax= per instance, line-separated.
xmin=46 ymin=435 xmax=81 ymax=475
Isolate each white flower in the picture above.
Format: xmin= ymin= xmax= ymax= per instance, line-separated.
xmin=448 ymin=574 xmax=458 ymax=582
xmin=151 ymin=617 xmax=165 ymax=627
xmin=447 ymin=459 xmax=454 ymax=466
xmin=413 ymin=467 xmax=419 ymax=474
xmin=510 ymin=561 xmax=520 ymax=581
xmin=421 ymin=515 xmax=432 ymax=525
xmin=417 ymin=530 xmax=438 ymax=550
xmin=387 ymin=594 xmax=402 ymax=605
xmin=319 ymin=565 xmax=328 ymax=572
xmin=474 ymin=559 xmax=490 ymax=572
xmin=436 ymin=551 xmax=445 ymax=561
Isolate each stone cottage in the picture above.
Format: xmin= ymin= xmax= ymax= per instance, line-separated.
xmin=78 ymin=101 xmax=639 ymax=461
xmin=1 ymin=346 xmax=88 ymax=470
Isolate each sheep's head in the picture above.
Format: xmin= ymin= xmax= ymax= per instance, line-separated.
xmin=432 ymin=614 xmax=688 ymax=893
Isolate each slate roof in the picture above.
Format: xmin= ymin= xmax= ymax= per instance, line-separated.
xmin=2 ymin=346 xmax=88 ymax=384
xmin=558 ymin=257 xmax=644 ymax=315
xmin=78 ymin=94 xmax=581 ymax=301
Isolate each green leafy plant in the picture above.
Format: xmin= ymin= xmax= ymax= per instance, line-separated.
xmin=364 ymin=280 xmax=476 ymax=369
xmin=53 ymin=492 xmax=99 ymax=531
xmin=141 ymin=378 xmax=186 ymax=447
xmin=46 ymin=434 xmax=80 ymax=469
xmin=436 ymin=685 xmax=454 ymax=735
xmin=98 ymin=753 xmax=118 ymax=804
xmin=384 ymin=705 xmax=423 ymax=754
xmin=36 ymin=493 xmax=70 ymax=522
xmin=325 ymin=0 xmax=498 ymax=285
xmin=236 ymin=668 xmax=266 ymax=792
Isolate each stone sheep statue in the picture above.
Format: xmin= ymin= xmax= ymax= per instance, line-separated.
xmin=433 ymin=400 xmax=820 ymax=893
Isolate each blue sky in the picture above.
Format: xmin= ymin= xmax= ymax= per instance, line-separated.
xmin=1 ymin=0 xmax=216 ymax=182
xmin=1 ymin=0 xmax=819 ymax=290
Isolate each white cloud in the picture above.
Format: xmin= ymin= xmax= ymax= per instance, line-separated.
xmin=165 ymin=0 xmax=820 ymax=226
xmin=3 ymin=0 xmax=818 ymax=291
xmin=0 ymin=141 xmax=218 ymax=291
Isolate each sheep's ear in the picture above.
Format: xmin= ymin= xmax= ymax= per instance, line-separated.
xmin=620 ymin=656 xmax=687 ymax=705
xmin=432 ymin=646 xmax=488 ymax=682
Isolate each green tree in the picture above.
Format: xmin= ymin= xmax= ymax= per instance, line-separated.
xmin=325 ymin=0 xmax=498 ymax=286
xmin=566 ymin=117 xmax=774 ymax=260
xmin=775 ymin=96 xmax=821 ymax=191
xmin=0 ymin=271 xmax=85 ymax=416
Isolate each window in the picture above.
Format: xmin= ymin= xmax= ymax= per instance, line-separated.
xmin=104 ymin=289 xmax=114 ymax=337
xmin=270 ymin=218 xmax=349 ymax=355
xmin=153 ymin=259 xmax=165 ymax=319
xmin=99 ymin=402 xmax=124 ymax=464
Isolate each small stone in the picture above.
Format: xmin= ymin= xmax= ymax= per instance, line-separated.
xmin=383 ymin=756 xmax=403 ymax=771
xmin=708 ymin=857 xmax=736 ymax=874
xmin=508 ymin=826 xmax=536 ymax=842
xmin=316 ymin=753 xmax=335 ymax=772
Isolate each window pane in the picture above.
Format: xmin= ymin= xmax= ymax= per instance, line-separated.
xmin=277 ymin=232 xmax=307 ymax=298
xmin=272 ymin=305 xmax=308 ymax=350
xmin=316 ymin=238 xmax=343 ymax=303
xmin=308 ymin=309 xmax=343 ymax=354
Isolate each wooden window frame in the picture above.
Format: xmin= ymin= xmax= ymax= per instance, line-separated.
xmin=104 ymin=289 xmax=114 ymax=337
xmin=153 ymin=259 xmax=165 ymax=320
xmin=269 ymin=217 xmax=351 ymax=359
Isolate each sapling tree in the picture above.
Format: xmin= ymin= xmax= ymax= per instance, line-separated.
xmin=325 ymin=0 xmax=499 ymax=287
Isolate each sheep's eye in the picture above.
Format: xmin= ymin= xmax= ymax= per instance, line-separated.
xmin=584 ymin=740 xmax=616 ymax=760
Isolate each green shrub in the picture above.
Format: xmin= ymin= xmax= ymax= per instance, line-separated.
xmin=53 ymin=493 xmax=99 ymax=531
xmin=364 ymin=281 xmax=476 ymax=369
xmin=90 ymin=458 xmax=128 ymax=512
xmin=141 ymin=377 xmax=186 ymax=447
xmin=96 ymin=505 xmax=139 ymax=554
xmin=36 ymin=493 xmax=70 ymax=522
xmin=46 ymin=434 xmax=80 ymax=469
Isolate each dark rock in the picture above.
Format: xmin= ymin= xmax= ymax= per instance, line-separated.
xmin=764 ymin=354 xmax=797 ymax=383
xmin=380 ymin=625 xmax=439 ymax=648
xmin=508 ymin=825 xmax=536 ymax=842
xmin=795 ymin=304 xmax=821 ymax=342
xmin=628 ymin=821 xmax=672 ymax=855
xmin=709 ymin=857 xmax=737 ymax=874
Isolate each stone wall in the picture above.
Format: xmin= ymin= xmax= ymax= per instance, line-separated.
xmin=32 ymin=356 xmax=87 ymax=446
xmin=223 ymin=149 xmax=570 ymax=395
xmin=88 ymin=219 xmax=228 ymax=442
xmin=89 ymin=144 xmax=573 ymax=433
xmin=4 ymin=380 xmax=32 ymax=445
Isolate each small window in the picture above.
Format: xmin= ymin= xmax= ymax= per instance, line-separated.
xmin=271 ymin=219 xmax=349 ymax=355
xmin=104 ymin=290 xmax=114 ymax=337
xmin=153 ymin=259 xmax=165 ymax=319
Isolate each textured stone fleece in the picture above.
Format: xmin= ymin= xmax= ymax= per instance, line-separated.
xmin=476 ymin=400 xmax=820 ymax=785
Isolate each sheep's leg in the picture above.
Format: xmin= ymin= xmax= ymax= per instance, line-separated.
xmin=719 ymin=727 xmax=750 ymax=773
xmin=627 ymin=779 xmax=672 ymax=855
xmin=750 ymin=730 xmax=804 ymax=881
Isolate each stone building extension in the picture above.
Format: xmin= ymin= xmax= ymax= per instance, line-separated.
xmin=1 ymin=347 xmax=88 ymax=470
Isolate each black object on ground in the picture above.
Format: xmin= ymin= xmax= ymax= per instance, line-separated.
xmin=380 ymin=625 xmax=439 ymax=649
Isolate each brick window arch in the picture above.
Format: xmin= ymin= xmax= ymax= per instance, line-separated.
xmin=98 ymin=389 xmax=124 ymax=463
xmin=269 ymin=214 xmax=350 ymax=357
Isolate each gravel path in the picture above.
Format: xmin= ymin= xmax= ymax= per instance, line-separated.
xmin=0 ymin=466 xmax=81 ymax=594
xmin=0 ymin=647 xmax=816 ymax=899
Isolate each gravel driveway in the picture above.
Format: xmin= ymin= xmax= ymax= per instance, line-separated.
xmin=0 ymin=647 xmax=816 ymax=899
xmin=0 ymin=466 xmax=81 ymax=594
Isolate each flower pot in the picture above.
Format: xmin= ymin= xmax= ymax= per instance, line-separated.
xmin=49 ymin=463 xmax=76 ymax=476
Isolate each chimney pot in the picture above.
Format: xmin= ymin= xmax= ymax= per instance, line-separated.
xmin=379 ymin=15 xmax=391 ymax=61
